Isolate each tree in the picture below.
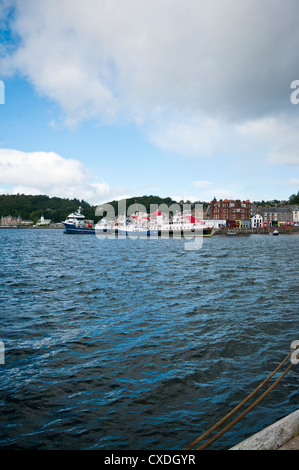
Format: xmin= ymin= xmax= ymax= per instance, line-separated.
xmin=289 ymin=191 xmax=299 ymax=204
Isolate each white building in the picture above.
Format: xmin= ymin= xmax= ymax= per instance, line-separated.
xmin=206 ymin=219 xmax=226 ymax=229
xmin=292 ymin=207 xmax=299 ymax=224
xmin=251 ymin=213 xmax=263 ymax=228
xmin=36 ymin=215 xmax=51 ymax=226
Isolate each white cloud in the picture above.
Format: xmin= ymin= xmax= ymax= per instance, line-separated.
xmin=192 ymin=180 xmax=213 ymax=188
xmin=171 ymin=194 xmax=201 ymax=203
xmin=198 ymin=187 xmax=246 ymax=202
xmin=278 ymin=178 xmax=299 ymax=188
xmin=12 ymin=186 xmax=44 ymax=196
xmin=0 ymin=0 xmax=298 ymax=208
xmin=148 ymin=117 xmax=230 ymax=157
xmin=172 ymin=184 xmax=249 ymax=203
xmin=205 ymin=188 xmax=243 ymax=201
xmin=269 ymin=153 xmax=299 ymax=166
xmin=1 ymin=0 xmax=299 ymax=155
xmin=0 ymin=148 xmax=127 ymax=204
xmin=0 ymin=148 xmax=86 ymax=187
xmin=237 ymin=116 xmax=299 ymax=166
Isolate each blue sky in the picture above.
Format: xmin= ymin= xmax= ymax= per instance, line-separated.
xmin=0 ymin=0 xmax=299 ymax=205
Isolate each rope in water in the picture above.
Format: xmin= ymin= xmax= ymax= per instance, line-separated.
xmin=186 ymin=343 xmax=299 ymax=450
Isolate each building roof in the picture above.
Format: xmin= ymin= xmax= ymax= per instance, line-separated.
xmin=261 ymin=207 xmax=292 ymax=213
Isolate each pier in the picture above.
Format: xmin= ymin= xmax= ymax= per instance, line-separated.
xmin=230 ymin=409 xmax=299 ymax=450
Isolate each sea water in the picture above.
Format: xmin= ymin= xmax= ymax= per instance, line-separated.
xmin=0 ymin=229 xmax=298 ymax=449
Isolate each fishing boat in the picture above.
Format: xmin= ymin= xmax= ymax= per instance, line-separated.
xmin=63 ymin=207 xmax=116 ymax=235
xmin=62 ymin=207 xmax=95 ymax=234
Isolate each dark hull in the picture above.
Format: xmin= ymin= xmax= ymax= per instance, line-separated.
xmin=63 ymin=223 xmax=95 ymax=234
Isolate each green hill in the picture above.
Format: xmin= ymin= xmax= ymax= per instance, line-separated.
xmin=0 ymin=194 xmax=208 ymax=224
xmin=103 ymin=195 xmax=208 ymax=216
xmin=1 ymin=192 xmax=296 ymax=224
xmin=0 ymin=194 xmax=94 ymax=224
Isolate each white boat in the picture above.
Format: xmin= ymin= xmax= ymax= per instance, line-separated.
xmin=156 ymin=212 xmax=213 ymax=237
xmin=272 ymin=229 xmax=279 ymax=236
xmin=117 ymin=225 xmax=158 ymax=236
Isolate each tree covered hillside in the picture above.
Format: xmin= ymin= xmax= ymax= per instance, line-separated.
xmin=102 ymin=195 xmax=208 ymax=216
xmin=0 ymin=194 xmax=208 ymax=224
xmin=1 ymin=192 xmax=296 ymax=225
xmin=0 ymin=194 xmax=94 ymax=224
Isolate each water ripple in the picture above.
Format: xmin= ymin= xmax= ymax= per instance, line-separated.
xmin=0 ymin=229 xmax=298 ymax=449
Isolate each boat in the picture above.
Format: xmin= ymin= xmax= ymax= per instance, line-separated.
xmin=158 ymin=226 xmax=213 ymax=237
xmin=62 ymin=207 xmax=96 ymax=234
xmin=117 ymin=226 xmax=159 ymax=237
xmin=155 ymin=212 xmax=213 ymax=237
xmin=226 ymin=231 xmax=238 ymax=235
xmin=272 ymin=229 xmax=279 ymax=236
xmin=63 ymin=207 xmax=117 ymax=235
xmin=62 ymin=207 xmax=213 ymax=237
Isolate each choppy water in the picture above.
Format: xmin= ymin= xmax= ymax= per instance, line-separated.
xmin=0 ymin=229 xmax=298 ymax=450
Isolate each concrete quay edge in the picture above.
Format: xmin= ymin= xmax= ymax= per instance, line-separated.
xmin=229 ymin=409 xmax=299 ymax=450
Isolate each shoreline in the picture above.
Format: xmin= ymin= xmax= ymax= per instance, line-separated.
xmin=213 ymin=226 xmax=299 ymax=235
xmin=1 ymin=225 xmax=299 ymax=235
xmin=0 ymin=225 xmax=64 ymax=229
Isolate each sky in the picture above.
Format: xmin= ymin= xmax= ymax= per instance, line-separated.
xmin=0 ymin=0 xmax=299 ymax=206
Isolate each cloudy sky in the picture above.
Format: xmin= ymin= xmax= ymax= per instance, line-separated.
xmin=0 ymin=0 xmax=299 ymax=205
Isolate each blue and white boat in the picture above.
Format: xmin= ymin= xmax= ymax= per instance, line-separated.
xmin=63 ymin=207 xmax=115 ymax=235
xmin=63 ymin=207 xmax=95 ymax=234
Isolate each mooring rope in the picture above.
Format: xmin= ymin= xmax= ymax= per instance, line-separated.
xmin=186 ymin=343 xmax=299 ymax=450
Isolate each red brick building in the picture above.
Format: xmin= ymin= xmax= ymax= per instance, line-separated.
xmin=209 ymin=198 xmax=251 ymax=220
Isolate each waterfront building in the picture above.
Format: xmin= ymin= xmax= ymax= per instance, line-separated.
xmin=209 ymin=198 xmax=251 ymax=220
xmin=237 ymin=219 xmax=251 ymax=229
xmin=251 ymin=213 xmax=263 ymax=228
xmin=21 ymin=220 xmax=33 ymax=225
xmin=0 ymin=215 xmax=22 ymax=226
xmin=292 ymin=207 xmax=299 ymax=224
xmin=207 ymin=219 xmax=227 ymax=229
xmin=261 ymin=207 xmax=293 ymax=226
xmin=36 ymin=215 xmax=51 ymax=226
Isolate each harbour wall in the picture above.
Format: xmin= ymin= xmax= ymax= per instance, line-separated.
xmin=213 ymin=226 xmax=299 ymax=235
xmin=230 ymin=409 xmax=299 ymax=450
